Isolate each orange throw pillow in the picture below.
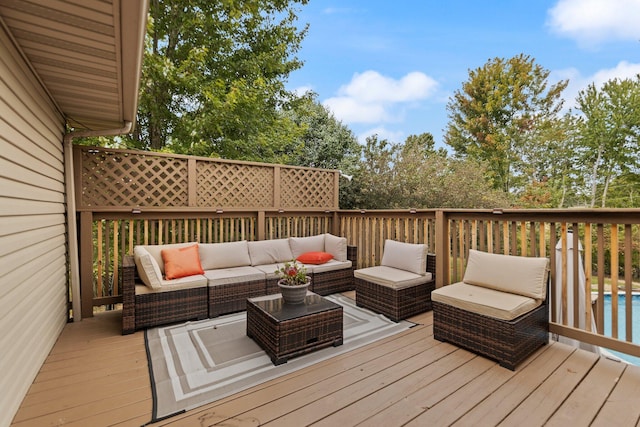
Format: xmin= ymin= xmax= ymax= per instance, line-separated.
xmin=161 ymin=244 xmax=204 ymax=280
xmin=296 ymin=251 xmax=333 ymax=265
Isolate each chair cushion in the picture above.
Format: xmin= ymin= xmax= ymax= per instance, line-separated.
xmin=135 ymin=275 xmax=208 ymax=294
xmin=247 ymin=238 xmax=294 ymax=265
xmin=161 ymin=244 xmax=205 ymax=280
xmin=253 ymin=263 xmax=282 ymax=280
xmin=133 ymin=246 xmax=163 ymax=289
xmin=199 ymin=240 xmax=251 ymax=270
xmin=324 ymin=233 xmax=348 ymax=262
xmin=204 ymin=266 xmax=266 ymax=286
xmin=289 ymin=235 xmax=325 ymax=258
xmin=355 ymin=266 xmax=433 ymax=290
xmin=380 ymin=240 xmax=428 ymax=275
xmin=463 ymin=249 xmax=549 ymax=300
xmin=297 ymin=251 xmax=333 ymax=265
xmin=432 ymin=282 xmax=541 ymax=321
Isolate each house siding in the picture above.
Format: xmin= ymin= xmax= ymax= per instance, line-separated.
xmin=0 ymin=22 xmax=68 ymax=427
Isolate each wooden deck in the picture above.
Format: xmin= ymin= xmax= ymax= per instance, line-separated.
xmin=11 ymin=294 xmax=640 ymax=427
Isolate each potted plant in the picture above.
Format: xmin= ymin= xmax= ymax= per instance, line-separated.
xmin=275 ymin=260 xmax=311 ymax=304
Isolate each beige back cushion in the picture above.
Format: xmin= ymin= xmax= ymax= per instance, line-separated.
xmin=138 ymin=242 xmax=197 ymax=274
xmin=248 ymin=238 xmax=294 ymax=265
xmin=463 ymin=249 xmax=549 ymax=300
xmin=199 ymin=240 xmax=251 ymax=270
xmin=133 ymin=246 xmax=163 ymax=289
xmin=289 ymin=235 xmax=325 ymax=258
xmin=380 ymin=240 xmax=428 ymax=275
xmin=324 ymin=233 xmax=348 ymax=262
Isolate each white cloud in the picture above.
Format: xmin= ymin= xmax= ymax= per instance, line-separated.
xmin=548 ymin=0 xmax=640 ymax=45
xmin=323 ymin=70 xmax=438 ymax=125
xmin=552 ymin=61 xmax=640 ymax=110
xmin=356 ymin=126 xmax=405 ymax=145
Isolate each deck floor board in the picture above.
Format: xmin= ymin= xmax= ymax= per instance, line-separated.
xmin=10 ymin=296 xmax=640 ymax=427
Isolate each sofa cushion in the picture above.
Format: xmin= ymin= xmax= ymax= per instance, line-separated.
xmin=135 ymin=275 xmax=208 ymax=294
xmin=247 ymin=238 xmax=294 ymax=265
xmin=324 ymin=233 xmax=348 ymax=262
xmin=204 ymin=266 xmax=266 ymax=286
xmin=289 ymin=235 xmax=325 ymax=258
xmin=308 ymin=259 xmax=352 ymax=274
xmin=380 ymin=240 xmax=428 ymax=275
xmin=161 ymin=244 xmax=205 ymax=280
xmin=199 ymin=240 xmax=251 ymax=270
xmin=463 ymin=249 xmax=549 ymax=300
xmin=133 ymin=246 xmax=163 ymax=289
xmin=253 ymin=263 xmax=282 ymax=280
xmin=296 ymin=251 xmax=333 ymax=265
xmin=432 ymin=282 xmax=541 ymax=321
xmin=354 ymin=265 xmax=433 ymax=290
xmin=138 ymin=242 xmax=197 ymax=274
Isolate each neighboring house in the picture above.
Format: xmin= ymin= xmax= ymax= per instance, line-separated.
xmin=0 ymin=1 xmax=148 ymax=425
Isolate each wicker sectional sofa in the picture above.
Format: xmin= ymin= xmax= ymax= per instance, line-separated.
xmin=122 ymin=234 xmax=356 ymax=334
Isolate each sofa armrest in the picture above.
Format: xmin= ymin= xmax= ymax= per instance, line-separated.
xmin=426 ymin=253 xmax=436 ymax=276
xmin=347 ymin=245 xmax=358 ymax=269
xmin=122 ymin=255 xmax=136 ymax=334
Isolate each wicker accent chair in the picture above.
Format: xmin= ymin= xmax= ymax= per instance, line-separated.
xmin=354 ymin=240 xmax=435 ymax=322
xmin=432 ymin=249 xmax=550 ymax=370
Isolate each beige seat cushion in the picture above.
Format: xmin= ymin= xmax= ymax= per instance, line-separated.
xmin=247 ymin=238 xmax=294 ymax=265
xmin=253 ymin=263 xmax=284 ymax=280
xmin=380 ymin=240 xmax=428 ymax=275
xmin=204 ymin=266 xmax=266 ymax=286
xmin=432 ymin=282 xmax=541 ymax=321
xmin=463 ymin=249 xmax=549 ymax=300
xmin=135 ymin=275 xmax=208 ymax=294
xmin=355 ymin=266 xmax=433 ymax=290
xmin=307 ymin=259 xmax=352 ymax=274
xmin=199 ymin=240 xmax=251 ymax=270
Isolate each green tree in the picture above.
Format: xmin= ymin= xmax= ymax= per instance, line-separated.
xmin=444 ymin=54 xmax=568 ymax=195
xmin=129 ymin=0 xmax=309 ymax=161
xmin=576 ymin=76 xmax=640 ymax=207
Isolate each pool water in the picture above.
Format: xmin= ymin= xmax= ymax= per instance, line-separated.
xmin=602 ymin=294 xmax=640 ymax=365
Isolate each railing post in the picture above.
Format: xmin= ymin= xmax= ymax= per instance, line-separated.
xmin=257 ymin=210 xmax=266 ymax=241
xmin=80 ymin=211 xmax=94 ymax=318
xmin=435 ymin=210 xmax=449 ymax=288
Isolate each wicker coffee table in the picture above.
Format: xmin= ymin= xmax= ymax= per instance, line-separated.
xmin=246 ymin=292 xmax=343 ymax=365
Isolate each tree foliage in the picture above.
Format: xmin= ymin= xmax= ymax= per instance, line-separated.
xmin=576 ymin=76 xmax=640 ymax=207
xmin=444 ymin=54 xmax=568 ymax=195
xmin=129 ymin=0 xmax=309 ymax=162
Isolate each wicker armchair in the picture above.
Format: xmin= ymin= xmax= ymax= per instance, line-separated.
xmin=432 ymin=249 xmax=550 ymax=370
xmin=354 ymin=240 xmax=435 ymax=322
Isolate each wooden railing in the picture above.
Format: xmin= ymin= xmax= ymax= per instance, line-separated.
xmin=80 ymin=208 xmax=640 ymax=360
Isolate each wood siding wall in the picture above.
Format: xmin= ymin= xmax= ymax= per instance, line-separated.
xmin=0 ymin=22 xmax=67 ymax=427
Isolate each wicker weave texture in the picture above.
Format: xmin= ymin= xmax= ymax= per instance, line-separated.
xmin=208 ymin=279 xmax=266 ymax=317
xmin=246 ymin=298 xmax=343 ymax=365
xmin=355 ymin=277 xmax=434 ymax=322
xmin=135 ymin=288 xmax=208 ymax=330
xmin=432 ymin=300 xmax=549 ymax=370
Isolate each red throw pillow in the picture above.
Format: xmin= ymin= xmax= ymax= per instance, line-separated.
xmin=296 ymin=251 xmax=333 ymax=265
xmin=161 ymin=245 xmax=204 ymax=280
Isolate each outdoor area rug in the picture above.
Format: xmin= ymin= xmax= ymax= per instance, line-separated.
xmin=144 ymin=294 xmax=414 ymax=423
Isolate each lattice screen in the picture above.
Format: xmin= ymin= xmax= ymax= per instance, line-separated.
xmin=79 ymin=149 xmax=188 ymax=207
xmin=76 ymin=146 xmax=338 ymax=210
xmin=197 ymin=161 xmax=274 ymax=208
xmin=280 ymin=167 xmax=335 ymax=208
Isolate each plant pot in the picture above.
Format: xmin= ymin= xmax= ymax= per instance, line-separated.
xmin=278 ymin=279 xmax=311 ymax=304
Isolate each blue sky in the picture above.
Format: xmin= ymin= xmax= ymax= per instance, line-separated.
xmin=286 ymin=0 xmax=640 ymax=149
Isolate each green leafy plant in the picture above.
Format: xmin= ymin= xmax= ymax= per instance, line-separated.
xmin=275 ymin=260 xmax=309 ymax=286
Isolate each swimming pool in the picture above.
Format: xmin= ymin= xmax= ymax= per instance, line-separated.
xmin=602 ymin=294 xmax=640 ymax=365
